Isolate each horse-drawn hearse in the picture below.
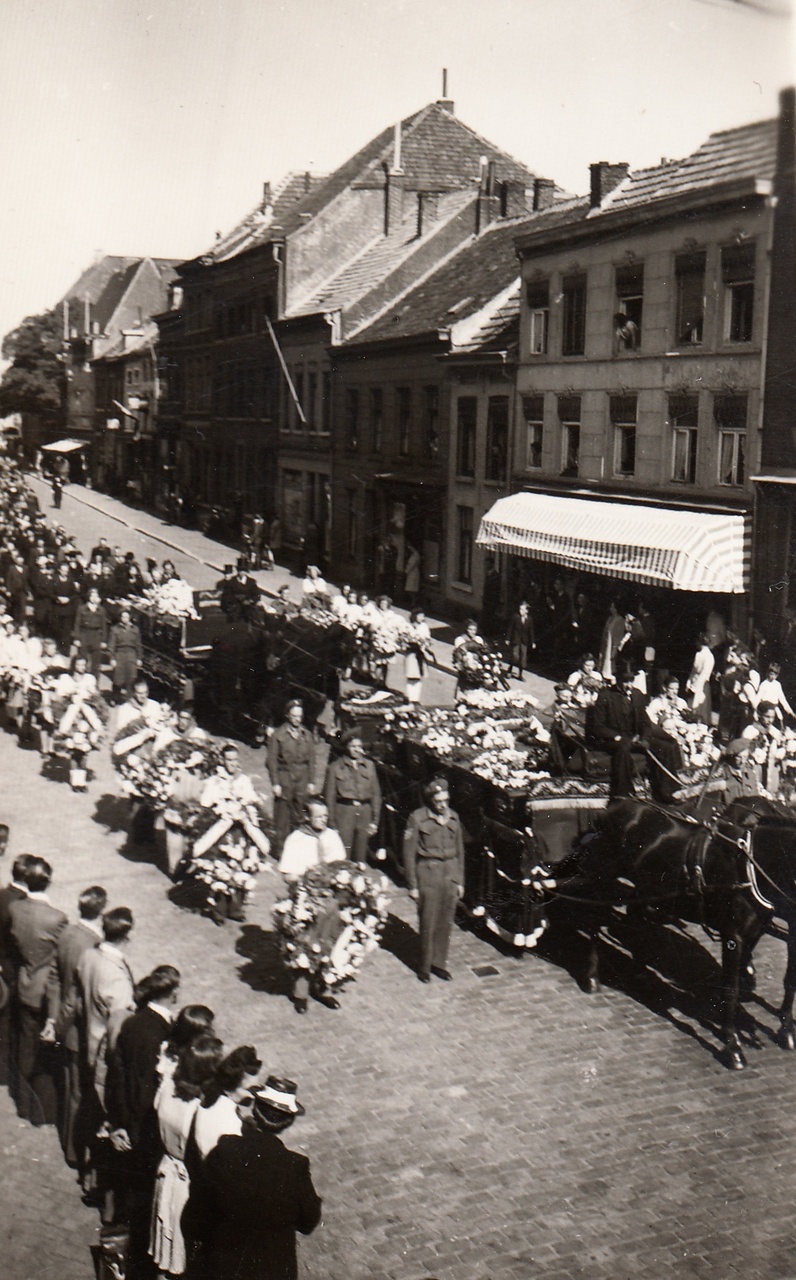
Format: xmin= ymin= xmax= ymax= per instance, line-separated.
xmin=339 ymin=688 xmax=796 ymax=1070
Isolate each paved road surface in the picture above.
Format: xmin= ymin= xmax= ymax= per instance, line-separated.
xmin=1 ymin=480 xmax=795 ymax=1278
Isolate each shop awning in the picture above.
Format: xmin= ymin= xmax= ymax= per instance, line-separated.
xmin=477 ymin=492 xmax=749 ymax=593
xmin=41 ymin=439 xmax=89 ymax=453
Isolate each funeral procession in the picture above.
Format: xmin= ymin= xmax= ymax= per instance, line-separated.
xmin=0 ymin=3 xmax=794 ymax=1278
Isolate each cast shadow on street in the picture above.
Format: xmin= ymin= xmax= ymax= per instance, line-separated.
xmin=235 ymin=924 xmax=294 ymax=998
xmin=533 ymin=906 xmax=770 ymax=1067
xmin=378 ymin=911 xmax=420 ymax=975
xmin=92 ymin=793 xmax=166 ymax=868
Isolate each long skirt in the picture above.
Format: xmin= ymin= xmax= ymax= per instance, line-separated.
xmin=150 ymin=1152 xmax=191 ymax=1275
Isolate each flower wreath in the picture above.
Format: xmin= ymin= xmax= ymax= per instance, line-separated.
xmin=272 ymin=860 xmax=390 ymax=989
xmin=111 ymin=716 xmax=159 ymax=797
xmin=138 ymin=738 xmax=223 ymax=810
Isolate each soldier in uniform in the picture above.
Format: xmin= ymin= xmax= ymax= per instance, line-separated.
xmin=403 ymin=778 xmax=465 ymax=984
xmin=323 ymin=731 xmax=381 ymax=864
xmin=267 ymin=699 xmax=317 ymax=851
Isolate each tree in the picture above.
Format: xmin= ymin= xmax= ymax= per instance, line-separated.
xmin=0 ymin=309 xmax=66 ymax=426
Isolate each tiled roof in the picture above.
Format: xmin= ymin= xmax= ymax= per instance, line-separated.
xmin=203 ymin=101 xmax=539 ymax=265
xmin=91 ymin=262 xmax=141 ymax=331
xmin=93 ymin=320 xmax=158 ymax=363
xmin=208 ymin=172 xmax=329 ymax=263
xmin=601 ymin=117 xmax=777 ymax=214
xmin=60 ymin=256 xmax=140 ymax=306
xmin=453 ymin=283 xmax=520 ymax=356
xmin=288 ymin=188 xmax=473 ymax=316
xmin=345 ymin=215 xmax=533 ymax=346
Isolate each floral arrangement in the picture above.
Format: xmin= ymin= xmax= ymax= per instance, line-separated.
xmin=458 ymin=688 xmax=540 ymax=713
xmin=190 ymin=824 xmax=268 ymax=903
xmin=144 ymin=578 xmax=199 ymax=620
xmin=272 ymin=860 xmax=390 ymax=988
xmin=138 ymin=737 xmax=222 ymax=810
xmin=453 ymin=642 xmax=509 ymax=693
xmin=111 ymin=714 xmax=169 ymax=796
xmin=471 ymin=748 xmax=550 ymax=791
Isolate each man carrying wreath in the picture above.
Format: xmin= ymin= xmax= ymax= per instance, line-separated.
xmin=278 ymin=799 xmax=346 ymax=1014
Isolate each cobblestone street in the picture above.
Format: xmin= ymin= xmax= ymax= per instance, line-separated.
xmin=2 ymin=484 xmax=796 ymax=1278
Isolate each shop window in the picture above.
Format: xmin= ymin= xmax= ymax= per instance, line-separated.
xmin=485 ymin=396 xmax=509 ymax=482
xmin=614 ymin=264 xmax=643 ymax=352
xmin=558 ymin=395 xmax=581 ymax=477
xmin=669 ymin=394 xmax=699 ymax=484
xmin=397 ymin=387 xmax=411 ymax=456
xmin=561 ymin=273 xmax=587 ymax=356
xmin=424 ymin=385 xmax=440 ymax=459
xmin=522 ymin=394 xmax=544 ymax=469
xmin=526 ymin=281 xmax=549 ymax=355
xmin=371 ymin=388 xmax=383 ymax=453
xmin=346 ymin=388 xmax=359 ymax=450
xmin=715 ymin=393 xmax=747 ymax=487
xmin=610 ymin=394 xmax=637 ymax=476
xmin=457 ymin=506 xmax=474 ymax=584
xmin=674 ymin=251 xmax=705 ymax=346
xmin=456 ymin=397 xmax=477 ymax=478
xmin=722 ymin=243 xmax=755 ymax=343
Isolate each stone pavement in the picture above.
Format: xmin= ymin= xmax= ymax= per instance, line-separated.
xmin=26 ymin=475 xmax=557 ymax=714
xmin=3 ymin=479 xmax=796 ymax=1278
xmin=3 ymin=707 xmax=796 ymax=1279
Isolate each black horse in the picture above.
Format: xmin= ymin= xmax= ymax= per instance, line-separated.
xmin=541 ymin=795 xmax=796 ymax=1070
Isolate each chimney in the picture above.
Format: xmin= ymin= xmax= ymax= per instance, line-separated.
xmin=392 ymin=121 xmax=403 ymax=174
xmin=475 ymin=159 xmax=500 ymax=234
xmin=589 ymin=161 xmax=630 ymax=208
xmin=261 ymin=181 xmax=271 ymax=212
xmin=436 ymin=66 xmax=454 ymax=113
xmin=383 ymin=164 xmax=405 ymax=235
xmin=304 ymin=171 xmax=312 ymax=194
xmin=533 ymin=178 xmax=556 ymax=211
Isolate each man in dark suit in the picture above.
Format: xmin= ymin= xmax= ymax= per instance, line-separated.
xmin=506 ymin=600 xmax=536 ymax=678
xmin=404 ymin=779 xmax=465 ymax=984
xmin=0 ymin=843 xmax=27 ymax=1086
xmin=589 ymin=670 xmax=681 ymax=802
xmin=197 ymin=1076 xmax=322 ymax=1280
xmin=324 ymin=731 xmax=381 ymax=864
xmin=8 ymin=856 xmax=68 ymax=1124
xmin=54 ymin=885 xmax=107 ymax=1170
xmin=107 ymin=964 xmax=180 ymax=1243
xmin=267 ymin=699 xmax=318 ymax=851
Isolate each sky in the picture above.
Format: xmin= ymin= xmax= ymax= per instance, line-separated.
xmin=0 ymin=0 xmax=792 ymax=348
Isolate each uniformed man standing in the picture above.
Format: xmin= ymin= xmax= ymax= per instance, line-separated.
xmin=403 ymin=778 xmax=464 ymax=983
xmin=324 ymin=731 xmax=381 ymax=865
xmin=267 ymin=699 xmax=317 ymax=851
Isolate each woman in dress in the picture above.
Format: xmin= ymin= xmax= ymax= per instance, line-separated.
xmin=55 ymin=653 xmax=106 ymax=791
xmin=149 ymin=1033 xmax=224 ymax=1280
xmin=370 ymin=594 xmax=402 ymax=688
xmin=686 ymin=632 xmax=715 ymax=726
xmin=598 ymin=600 xmax=626 ymax=681
xmin=192 ymin=1044 xmax=262 ymax=1160
xmin=108 ymin=607 xmax=143 ymax=703
xmin=73 ymin=586 xmax=109 ymax=677
xmin=404 ymin=607 xmax=434 ymax=704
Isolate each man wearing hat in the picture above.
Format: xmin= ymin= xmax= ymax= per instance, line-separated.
xmin=221 ymin=559 xmax=260 ymax=622
xmin=323 ymin=731 xmax=381 ymax=864
xmin=403 ymin=778 xmax=465 ymax=983
xmin=267 ymin=700 xmax=317 ymax=851
xmin=196 ymin=1075 xmax=322 ymax=1280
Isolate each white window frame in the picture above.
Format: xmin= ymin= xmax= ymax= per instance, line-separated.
xmin=718 ymin=430 xmax=746 ymax=487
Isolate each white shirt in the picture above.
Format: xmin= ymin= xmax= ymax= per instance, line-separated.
xmin=116 ymin=697 xmax=164 ymax=733
xmin=278 ymin=826 xmax=347 ymax=880
xmin=193 ymin=1094 xmax=242 ymax=1159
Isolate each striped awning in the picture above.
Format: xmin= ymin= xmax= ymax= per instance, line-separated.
xmin=476 ymin=492 xmax=749 ymax=593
